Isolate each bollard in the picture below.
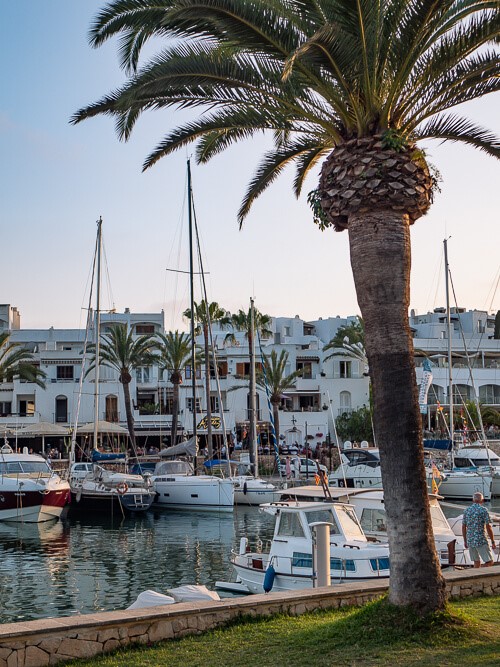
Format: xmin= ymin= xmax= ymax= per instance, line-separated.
xmin=311 ymin=522 xmax=332 ymax=588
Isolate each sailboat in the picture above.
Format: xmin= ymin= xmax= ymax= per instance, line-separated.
xmin=424 ymin=239 xmax=493 ymax=501
xmin=150 ymin=161 xmax=235 ymax=511
xmin=68 ymin=218 xmax=155 ymax=514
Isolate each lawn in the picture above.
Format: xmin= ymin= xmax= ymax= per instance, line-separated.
xmin=72 ymin=596 xmax=500 ymax=667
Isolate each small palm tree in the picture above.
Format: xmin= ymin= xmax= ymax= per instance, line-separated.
xmin=256 ymin=350 xmax=302 ymax=452
xmin=87 ymin=323 xmax=157 ymax=449
xmin=225 ymin=308 xmax=273 ymax=349
xmin=157 ymin=331 xmax=196 ymax=447
xmin=0 ymin=332 xmax=46 ymax=387
xmin=183 ymin=300 xmax=231 ymax=457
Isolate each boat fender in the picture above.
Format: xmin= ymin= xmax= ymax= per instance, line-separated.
xmin=243 ymin=481 xmax=248 ymax=495
xmin=263 ymin=564 xmax=276 ymax=593
xmin=117 ymin=483 xmax=129 ymax=495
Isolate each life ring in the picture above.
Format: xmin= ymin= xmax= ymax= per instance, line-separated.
xmin=117 ymin=483 xmax=128 ymax=495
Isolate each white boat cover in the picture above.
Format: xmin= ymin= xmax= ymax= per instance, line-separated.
xmin=159 ymin=436 xmax=197 ymax=458
xmin=126 ymin=590 xmax=176 ymax=610
xmin=166 ymin=584 xmax=220 ymax=602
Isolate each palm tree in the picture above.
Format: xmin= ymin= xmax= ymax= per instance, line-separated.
xmin=256 ymin=350 xmax=302 ymax=453
xmin=0 ymin=332 xmax=46 ymax=387
xmin=156 ymin=331 xmax=195 ymax=447
xmin=87 ymin=323 xmax=157 ymax=449
xmin=183 ymin=300 xmax=231 ymax=458
xmin=225 ymin=308 xmax=273 ymax=348
xmin=72 ymin=1 xmax=500 ymax=612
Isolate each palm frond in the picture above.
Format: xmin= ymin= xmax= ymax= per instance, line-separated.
xmin=414 ymin=113 xmax=500 ymax=158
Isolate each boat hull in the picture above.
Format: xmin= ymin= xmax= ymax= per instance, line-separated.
xmin=437 ymin=472 xmax=492 ymax=500
xmin=152 ymin=475 xmax=234 ymax=512
xmin=70 ymin=489 xmax=155 ymax=513
xmin=0 ymin=487 xmax=70 ymax=523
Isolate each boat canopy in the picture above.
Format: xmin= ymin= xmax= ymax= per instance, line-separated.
xmin=153 ymin=460 xmax=194 ymax=476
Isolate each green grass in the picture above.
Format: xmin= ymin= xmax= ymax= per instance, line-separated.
xmin=72 ymin=596 xmax=500 ymax=667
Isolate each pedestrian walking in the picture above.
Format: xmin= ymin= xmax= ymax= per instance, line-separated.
xmin=462 ymin=492 xmax=496 ymax=568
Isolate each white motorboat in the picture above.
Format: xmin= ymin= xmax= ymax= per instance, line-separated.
xmin=0 ymin=445 xmax=70 ymax=523
xmin=151 ymin=460 xmax=235 ymax=512
xmin=232 ymin=475 xmax=280 ymax=506
xmin=277 ymin=486 xmax=472 ymax=567
xmin=329 ymin=447 xmax=382 ymax=489
xmin=432 ymin=468 xmax=492 ymax=501
xmin=453 ymin=445 xmax=500 ymax=496
xmin=69 ymin=462 xmax=155 ymax=514
xmin=231 ymin=500 xmax=390 ymax=594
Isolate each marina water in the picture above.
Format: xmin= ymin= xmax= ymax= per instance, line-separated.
xmin=1 ymin=501 xmax=498 ymax=624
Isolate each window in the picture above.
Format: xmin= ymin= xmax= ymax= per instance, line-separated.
xmin=339 ymin=361 xmax=352 ymax=378
xmin=305 ymin=509 xmax=340 ymax=535
xmin=105 ymin=395 xmax=118 ymax=422
xmin=56 ymin=365 xmax=74 ymax=380
xmin=0 ymin=401 xmax=11 ymax=417
xmin=370 ymin=558 xmax=390 ymax=572
xmin=136 ymin=324 xmax=155 ymax=334
xmin=277 ymin=512 xmax=306 ymax=538
xmin=210 ymin=395 xmax=220 ymax=412
xmin=185 ymin=365 xmax=202 ymax=380
xmin=339 ymin=391 xmax=351 ymax=410
xmin=479 ymin=384 xmax=500 ymax=404
xmin=359 ymin=508 xmax=387 ymax=534
xmin=296 ymin=361 xmax=312 ymax=379
xmin=55 ymin=396 xmax=68 ymax=422
xmin=186 ymin=397 xmax=202 ymax=412
xmin=136 ymin=367 xmax=151 ymax=383
xmin=235 ymin=362 xmax=262 ymax=378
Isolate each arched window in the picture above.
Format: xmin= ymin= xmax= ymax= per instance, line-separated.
xmin=452 ymin=384 xmax=471 ymax=404
xmin=479 ymin=384 xmax=500 ymax=404
xmin=105 ymin=395 xmax=118 ymax=422
xmin=339 ymin=391 xmax=351 ymax=410
xmin=428 ymin=384 xmax=445 ymax=404
xmin=55 ymin=396 xmax=68 ymax=423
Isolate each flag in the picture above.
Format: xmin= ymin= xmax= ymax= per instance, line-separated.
xmin=431 ymin=462 xmax=442 ymax=481
xmin=431 ymin=478 xmax=439 ymax=494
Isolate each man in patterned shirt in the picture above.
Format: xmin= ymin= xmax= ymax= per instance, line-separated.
xmin=462 ymin=492 xmax=496 ymax=568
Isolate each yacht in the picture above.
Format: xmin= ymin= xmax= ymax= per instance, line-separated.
xmin=231 ymin=500 xmax=390 ymax=593
xmin=452 ymin=445 xmax=500 ymax=496
xmin=151 ymin=459 xmax=235 ymax=512
xmin=329 ymin=446 xmax=493 ymax=500
xmin=0 ymin=445 xmax=70 ymax=523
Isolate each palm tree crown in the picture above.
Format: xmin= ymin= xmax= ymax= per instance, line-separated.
xmin=0 ymin=332 xmax=46 ymax=388
xmin=73 ymin=0 xmax=499 ymax=222
xmin=157 ymin=331 xmax=197 ymax=446
xmin=88 ymin=323 xmax=157 ymax=448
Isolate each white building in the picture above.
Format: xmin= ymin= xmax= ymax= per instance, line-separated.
xmin=2 ymin=303 xmax=498 ymax=454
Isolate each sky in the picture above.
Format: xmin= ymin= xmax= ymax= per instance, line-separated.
xmin=1 ymin=1 xmax=499 ymax=332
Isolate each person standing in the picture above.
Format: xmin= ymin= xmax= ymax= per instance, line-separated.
xmin=462 ymin=492 xmax=496 ymax=568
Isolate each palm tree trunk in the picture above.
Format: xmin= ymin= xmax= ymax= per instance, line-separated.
xmin=171 ymin=382 xmax=179 ymax=447
xmin=348 ymin=210 xmax=446 ymax=612
xmin=204 ymin=324 xmax=213 ymax=458
xmin=121 ymin=379 xmax=136 ymax=451
xmin=272 ymin=400 xmax=280 ymax=455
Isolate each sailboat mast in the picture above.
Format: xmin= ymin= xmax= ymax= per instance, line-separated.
xmin=444 ymin=238 xmax=454 ymax=447
xmin=249 ymin=298 xmax=258 ymax=477
xmin=93 ymin=217 xmax=103 ymax=452
xmin=187 ymin=161 xmax=198 ymax=458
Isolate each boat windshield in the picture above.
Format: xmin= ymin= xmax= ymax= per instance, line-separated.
xmin=0 ymin=460 xmax=52 ymax=475
xmin=303 ymin=508 xmax=341 ymax=535
xmin=335 ymin=505 xmax=365 ymax=540
xmin=429 ymin=504 xmax=454 ymax=533
xmin=154 ymin=460 xmax=194 ymax=476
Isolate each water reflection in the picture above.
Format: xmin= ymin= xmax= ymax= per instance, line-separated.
xmin=0 ymin=507 xmax=275 ymax=624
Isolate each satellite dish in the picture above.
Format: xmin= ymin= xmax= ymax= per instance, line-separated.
xmin=360 ymin=440 xmax=369 ymax=448
xmin=343 ymin=440 xmax=352 ymax=449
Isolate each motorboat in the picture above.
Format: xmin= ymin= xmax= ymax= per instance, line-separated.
xmin=69 ymin=462 xmax=155 ymax=513
xmin=452 ymin=445 xmax=500 ymax=496
xmin=329 ymin=446 xmax=493 ymax=500
xmin=203 ymin=459 xmax=280 ymax=506
xmin=277 ymin=486 xmax=472 ymax=567
xmin=231 ymin=500 xmax=390 ymax=593
xmin=232 ymin=475 xmax=280 ymax=506
xmin=151 ymin=459 xmax=235 ymax=512
xmin=328 ymin=447 xmax=382 ymax=489
xmin=0 ymin=445 xmax=70 ymax=523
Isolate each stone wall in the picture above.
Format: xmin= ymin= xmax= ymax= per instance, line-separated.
xmin=1 ymin=567 xmax=499 ymax=667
